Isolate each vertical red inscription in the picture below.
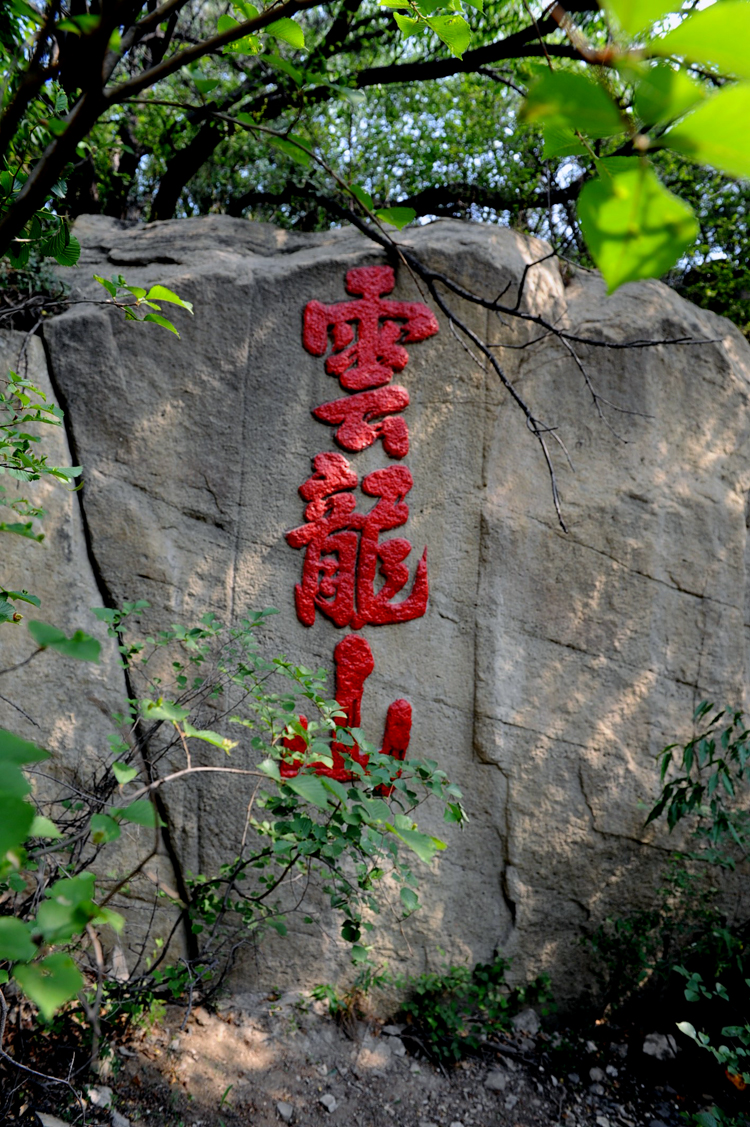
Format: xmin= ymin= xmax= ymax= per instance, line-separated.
xmin=287 ymin=266 xmax=438 ymax=783
xmin=304 ymin=265 xmax=438 ymax=458
xmin=303 ymin=265 xmax=439 ymax=390
xmin=312 ymin=386 xmax=410 ymax=458
xmin=286 ymin=452 xmax=428 ymax=629
xmin=280 ymin=634 xmax=412 ymax=783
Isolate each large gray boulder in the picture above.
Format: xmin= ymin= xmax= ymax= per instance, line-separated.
xmin=4 ymin=213 xmax=749 ymax=1001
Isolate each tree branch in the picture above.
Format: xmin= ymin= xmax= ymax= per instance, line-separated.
xmin=0 ymin=0 xmax=61 ymax=165
xmin=104 ymin=0 xmax=321 ymax=106
xmin=396 ymin=178 xmax=583 ymax=217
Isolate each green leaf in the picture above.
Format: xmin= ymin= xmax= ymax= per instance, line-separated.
xmin=35 ymin=899 xmax=85 ymax=944
xmin=217 ymin=13 xmax=240 ymax=33
xmin=261 ymin=53 xmax=303 ymax=84
xmin=56 ymin=13 xmax=100 ymax=33
xmin=651 ymin=2 xmax=750 ymax=80
xmin=217 ymin=14 xmax=261 ymax=54
xmin=385 ymin=823 xmax=446 ymax=863
xmin=48 ymin=872 xmax=96 ymax=907
xmin=604 ymin=0 xmax=677 ymax=36
xmin=393 ymin=12 xmax=422 ymax=36
xmin=662 ymin=83 xmax=750 ymax=180
xmin=351 ymin=184 xmax=374 ymax=211
xmin=542 ymin=124 xmax=588 ymax=158
xmin=112 ymin=761 xmax=138 ymax=785
xmin=522 ymin=70 xmax=625 ymax=138
xmin=0 ymin=798 xmax=34 ymax=855
xmin=193 ymin=77 xmax=220 ymax=94
xmin=8 ymin=239 xmax=30 ymax=269
xmin=0 ymin=918 xmax=36 ymax=962
xmin=428 ymin=13 xmax=471 ymax=57
xmin=443 ymin=801 xmax=465 ymax=824
xmin=635 ymin=62 xmax=704 ymax=126
xmin=54 ymin=235 xmax=80 ymax=268
xmin=27 ymin=621 xmax=100 ymax=662
xmin=145 ymin=285 xmax=194 ymax=314
xmin=229 ymin=33 xmax=261 ymax=54
xmin=676 ymin=1020 xmax=697 ymax=1039
xmin=140 ymin=698 xmax=189 ymax=722
xmin=375 ymin=207 xmax=416 ymax=229
xmin=577 ymin=157 xmax=698 ymax=292
xmin=0 ymin=728 xmax=49 ymax=767
xmin=117 ymin=800 xmax=164 ymax=828
xmin=94 ymin=906 xmax=124 ymax=932
xmin=29 ymin=815 xmax=62 ymax=839
xmin=14 ymin=953 xmax=83 ymax=1021
xmin=0 ymin=764 xmax=31 ymax=800
xmin=267 ymin=135 xmax=311 ymax=166
xmin=0 ymin=520 xmax=43 ymax=541
xmin=90 ymin=813 xmax=121 ymax=843
xmin=400 ymin=886 xmax=419 ymax=912
xmin=321 ymin=777 xmax=349 ymax=803
xmin=143 ymin=312 xmax=180 ymax=336
xmin=284 ymin=773 xmax=331 ymax=809
xmin=266 ymin=17 xmax=305 ymax=48
xmin=183 ymin=722 xmax=237 ymax=752
xmin=2 ymin=591 xmax=41 ymax=608
xmin=48 ymin=465 xmax=82 ymax=481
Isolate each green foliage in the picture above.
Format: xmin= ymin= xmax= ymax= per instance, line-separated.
xmin=93 ymin=275 xmax=194 ymax=337
xmin=311 ymin=954 xmax=553 ymax=1060
xmin=686 ymin=1107 xmax=748 ymax=1127
xmin=647 ymin=702 xmax=750 ymax=866
xmin=0 ymin=603 xmax=466 ymax=1041
xmin=585 ymin=857 xmax=733 ymax=1014
xmin=664 ymin=85 xmax=750 ymax=183
xmin=27 ymin=619 xmax=100 ymax=661
xmin=651 ymin=2 xmax=750 ymax=80
xmin=396 ymin=954 xmax=553 ymax=1061
xmin=530 ymin=4 xmax=750 ymax=292
xmin=0 ymin=366 xmax=79 ymax=618
xmin=2 ymin=0 xmax=750 ymax=307
xmin=636 ymin=703 xmax=750 ymax=1095
xmin=583 ymin=700 xmax=750 ymax=1127
xmin=578 ymin=158 xmax=698 ymax=292
xmin=522 ymin=71 xmax=625 ymax=139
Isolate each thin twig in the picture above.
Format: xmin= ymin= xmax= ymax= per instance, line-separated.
xmin=0 ymin=648 xmax=42 ymax=678
xmin=0 ymin=691 xmax=39 ymax=726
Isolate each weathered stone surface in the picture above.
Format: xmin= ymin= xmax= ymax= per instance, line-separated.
xmin=0 ymin=331 xmax=122 ymax=750
xmin=0 ymin=330 xmax=180 ymax=958
xmin=22 ymin=212 xmax=750 ymax=1002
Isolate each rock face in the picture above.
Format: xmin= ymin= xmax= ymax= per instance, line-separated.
xmin=5 ymin=213 xmax=750 ymax=1002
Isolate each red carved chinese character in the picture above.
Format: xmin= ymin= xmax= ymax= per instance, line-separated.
xmin=286 ymin=453 xmax=428 ymax=629
xmin=280 ymin=634 xmax=411 ymax=783
xmin=313 ymin=386 xmax=410 ymax=459
xmin=303 ymin=265 xmax=438 ymax=390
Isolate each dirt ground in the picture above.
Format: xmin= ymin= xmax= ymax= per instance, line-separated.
xmin=32 ymin=989 xmax=747 ymax=1127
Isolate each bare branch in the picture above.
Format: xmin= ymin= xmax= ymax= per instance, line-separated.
xmin=104 ymin=0 xmax=321 ymax=107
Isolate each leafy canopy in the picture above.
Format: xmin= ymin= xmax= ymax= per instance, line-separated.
xmin=0 ymin=0 xmax=750 ymax=299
